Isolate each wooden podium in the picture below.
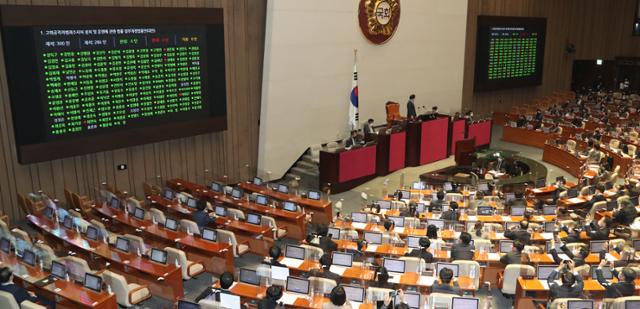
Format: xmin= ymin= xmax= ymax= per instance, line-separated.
xmin=455 ymin=138 xmax=476 ymax=166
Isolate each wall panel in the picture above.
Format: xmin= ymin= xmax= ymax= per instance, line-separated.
xmin=0 ymin=0 xmax=266 ymax=222
xmin=463 ymin=0 xmax=640 ymax=116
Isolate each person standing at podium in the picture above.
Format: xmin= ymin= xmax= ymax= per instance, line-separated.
xmin=406 ymin=94 xmax=417 ymax=119
xmin=362 ymin=119 xmax=376 ymax=135
xmin=344 ymin=130 xmax=359 ymax=149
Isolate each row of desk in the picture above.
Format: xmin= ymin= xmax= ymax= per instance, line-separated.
xmin=320 ymin=118 xmax=493 ymax=193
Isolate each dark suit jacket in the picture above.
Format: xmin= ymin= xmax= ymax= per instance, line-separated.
xmin=405 ymin=248 xmax=434 ymax=264
xmin=550 ymin=245 xmax=586 ymax=267
xmin=431 ymin=281 xmax=461 ymax=295
xmin=192 ymin=210 xmax=215 ymax=230
xmin=318 ymin=236 xmax=338 ymax=253
xmin=547 ymin=270 xmax=584 ymax=300
xmin=500 ymin=251 xmax=523 ymax=265
xmin=614 ymin=206 xmax=637 ymax=225
xmin=428 ymin=200 xmax=445 ymax=212
xmin=441 ymin=210 xmax=458 ymax=221
xmin=258 ymin=298 xmax=279 ymax=309
xmin=596 ymin=268 xmax=635 ymax=298
xmin=0 ymin=283 xmax=37 ymax=305
xmin=451 ymin=243 xmax=474 ymax=261
xmin=407 ymin=101 xmax=417 ymax=118
xmin=504 ymin=229 xmax=531 ymax=245
xmin=585 ymin=222 xmax=609 ymax=240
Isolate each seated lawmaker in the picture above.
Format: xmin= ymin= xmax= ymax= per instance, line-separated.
xmin=0 ymin=267 xmax=55 ymax=308
xmin=451 ymin=232 xmax=474 ymax=260
xmin=441 ymin=201 xmax=459 ymax=221
xmin=317 ymin=226 xmax=338 ymax=253
xmin=258 ymin=286 xmax=283 ymax=309
xmin=192 ymin=200 xmax=216 ymax=232
xmin=264 ymin=246 xmax=286 ymax=267
xmin=405 ymin=237 xmax=434 ymax=264
xmin=429 ymin=191 xmax=446 ymax=212
xmin=306 ymin=254 xmax=341 ymax=284
xmin=323 ymin=286 xmax=352 ymax=309
xmin=504 ymin=220 xmax=531 ymax=245
xmin=549 ymin=238 xmax=588 ymax=267
xmin=584 ymin=217 xmax=612 ymax=240
xmin=344 ymin=131 xmax=361 ymax=148
xmin=596 ymin=259 xmax=636 ymax=298
xmin=613 ymin=199 xmax=637 ymax=225
xmin=431 ymin=268 xmax=461 ymax=295
xmin=362 ymin=119 xmax=376 ymax=135
xmin=547 ymin=261 xmax=584 ymax=302
xmin=500 ymin=240 xmax=527 ymax=265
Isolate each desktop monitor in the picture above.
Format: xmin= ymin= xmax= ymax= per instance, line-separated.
xmin=43 ymin=207 xmax=54 ymax=220
xmin=544 ymin=222 xmax=556 ymax=233
xmin=567 ymin=300 xmax=593 ymax=309
xmin=178 ymin=194 xmax=189 ymax=204
xmin=252 ymin=177 xmax=263 ymax=186
xmin=187 ymin=198 xmax=198 ymax=208
xmin=477 ymin=182 xmax=489 ymax=192
xmin=110 ymin=197 xmax=121 ymax=210
xmin=567 ymin=188 xmax=578 ymax=198
xmin=537 ymin=265 xmax=558 ymax=280
xmin=63 ymin=216 xmax=74 ymax=229
xmin=214 ymin=205 xmax=227 ymax=217
xmin=499 ymin=240 xmax=514 ymax=253
xmin=255 ymin=195 xmax=268 ymax=206
xmin=625 ymin=300 xmax=640 ymax=309
xmin=477 ymin=206 xmax=494 ymax=216
xmin=535 ymin=178 xmax=546 ymax=188
xmin=543 ymin=205 xmax=557 ymax=216
xmin=546 ymin=241 xmax=562 ymax=253
xmin=220 ymin=292 xmax=241 ymax=309
xmin=283 ymin=201 xmax=297 ymax=212
xmin=327 ymin=227 xmax=341 ymax=240
xmin=351 ymin=212 xmax=368 ymax=223
xmin=84 ymin=273 xmax=103 ymax=293
xmin=398 ymin=190 xmax=411 ymax=200
xmin=86 ymin=226 xmax=99 ymax=241
xmin=285 ymin=245 xmax=305 ymax=260
xmin=178 ymin=300 xmax=201 ymax=309
xmin=634 ymin=239 xmax=640 ymax=251
xmin=202 ymin=228 xmax=217 ymax=242
xmin=443 ymin=182 xmax=453 ymax=191
xmin=271 ymin=265 xmax=290 ymax=281
xmin=286 ymin=276 xmax=310 ymax=295
xmin=452 ymin=297 xmax=479 ymax=309
xmin=511 ymin=206 xmax=526 ymax=216
xmin=307 ymin=191 xmax=321 ymax=200
xmin=412 ymin=182 xmax=425 ymax=190
xmin=505 ymin=222 xmax=520 ymax=231
xmin=22 ymin=249 xmax=36 ymax=266
xmin=51 ymin=260 xmax=66 ymax=279
xmin=377 ymin=200 xmax=392 ymax=210
xmin=115 ymin=237 xmax=130 ymax=253
xmin=407 ymin=236 xmax=421 ymax=249
xmin=239 ymin=268 xmax=260 ymax=285
xmin=150 ymin=248 xmax=168 ymax=264
xmin=342 ymin=285 xmax=365 ymax=303
xmin=364 ymin=232 xmax=382 ymax=245
xmin=388 ymin=216 xmax=405 ymax=228
xmin=400 ymin=292 xmax=421 ymax=309
xmin=332 ymin=252 xmax=353 ymax=267
xmin=0 ymin=237 xmax=10 ymax=254
xmin=427 ymin=219 xmax=444 ymax=230
xmin=231 ymin=188 xmax=243 ymax=199
xmin=164 ymin=218 xmax=178 ymax=231
xmin=591 ymin=266 xmax=613 ymax=280
xmin=383 ymin=258 xmax=406 ymax=274
xmin=590 ymin=240 xmax=608 ymax=253
xmin=210 ymin=182 xmax=222 ymax=193
xmin=435 ymin=263 xmax=459 ymax=278
xmin=163 ymin=189 xmax=174 ymax=200
xmin=246 ymin=213 xmax=262 ymax=225
xmin=133 ymin=207 xmax=145 ymax=220
xmin=277 ymin=184 xmax=289 ymax=194
xmin=416 ymin=203 xmax=426 ymax=213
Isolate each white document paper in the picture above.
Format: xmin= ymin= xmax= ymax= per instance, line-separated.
xmin=540 ymin=233 xmax=553 ymax=240
xmin=502 ymin=216 xmax=512 ymax=222
xmin=279 ymin=292 xmax=301 ymax=305
xmin=394 ymin=227 xmax=405 ymax=233
xmin=351 ymin=223 xmax=367 ymax=230
xmin=365 ymin=245 xmax=379 ymax=252
xmin=329 ymin=266 xmax=347 ymax=276
xmin=280 ymin=258 xmax=304 ymax=268
xmin=418 ymin=276 xmax=436 ymax=286
xmin=488 ymin=253 xmax=501 ymax=261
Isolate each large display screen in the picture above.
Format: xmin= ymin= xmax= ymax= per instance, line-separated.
xmin=474 ymin=16 xmax=547 ymax=92
xmin=1 ymin=6 xmax=226 ymax=163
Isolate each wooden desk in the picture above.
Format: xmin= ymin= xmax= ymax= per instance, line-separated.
xmin=333 ymin=221 xmax=427 ymax=238
xmin=542 ymin=144 xmax=584 ymax=178
xmin=319 ymin=145 xmax=378 ymax=194
xmin=238 ymin=182 xmax=332 ymax=224
xmin=92 ymin=204 xmax=235 ymax=274
xmin=165 ymin=180 xmax=307 ymax=240
xmin=0 ymin=253 xmax=117 ymax=309
xmin=27 ymin=214 xmax=184 ymax=302
xmin=502 ymin=126 xmax=553 ymax=149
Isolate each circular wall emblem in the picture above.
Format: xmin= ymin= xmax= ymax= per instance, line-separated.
xmin=358 ymin=0 xmax=401 ymax=45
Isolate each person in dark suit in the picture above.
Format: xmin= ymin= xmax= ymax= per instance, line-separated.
xmin=584 ymin=184 xmax=606 ymax=209
xmin=405 ymin=237 xmax=433 ymax=264
xmin=317 ymin=226 xmax=338 ymax=253
xmin=429 ymin=191 xmax=445 ymax=212
xmin=596 ymin=259 xmax=636 ymax=298
xmin=431 ymin=268 xmax=461 ymax=295
xmin=504 ymin=220 xmax=531 ymax=245
xmin=362 ymin=119 xmax=376 ymax=135
xmin=0 ymin=267 xmax=55 ymax=308
xmin=584 ymin=217 xmax=611 ymax=240
xmin=406 ymin=94 xmax=417 ymax=119
xmin=613 ymin=199 xmax=637 ymax=225
xmin=451 ymin=232 xmax=474 ymax=261
xmin=264 ymin=246 xmax=286 ymax=267
xmin=547 ymin=261 xmax=584 ymax=301
xmin=344 ymin=131 xmax=359 ymax=149
xmin=192 ymin=200 xmax=215 ymax=232
xmin=500 ymin=240 xmax=526 ymax=265
xmin=306 ymin=254 xmax=341 ymax=284
xmin=258 ymin=286 xmax=283 ymax=309
xmin=195 ymin=271 xmax=238 ymax=303
xmin=441 ymin=201 xmax=459 ymax=221
xmin=549 ymin=238 xmax=588 ymax=267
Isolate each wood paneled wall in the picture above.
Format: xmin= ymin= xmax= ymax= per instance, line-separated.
xmin=462 ymin=0 xmax=640 ymax=116
xmin=0 ymin=0 xmax=266 ymax=222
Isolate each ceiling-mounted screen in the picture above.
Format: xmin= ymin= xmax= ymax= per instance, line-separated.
xmin=1 ymin=6 xmax=226 ymax=163
xmin=474 ymin=16 xmax=547 ymax=92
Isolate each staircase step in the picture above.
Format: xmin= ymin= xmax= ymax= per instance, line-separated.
xmin=302 ymin=155 xmax=316 ymax=163
xmin=284 ymin=173 xmax=300 ymax=181
xmin=291 ymin=167 xmax=319 ymax=177
xmin=296 ymin=160 xmax=318 ymax=170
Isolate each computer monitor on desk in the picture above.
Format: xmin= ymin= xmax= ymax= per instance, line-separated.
xmin=351 ymin=212 xmax=368 ymax=223
xmin=202 ymin=228 xmax=217 ymax=242
xmin=255 ymin=195 xmax=268 ymax=206
xmin=215 ymin=206 xmax=226 ymax=217
xmin=51 ymin=261 xmax=66 ymax=279
xmin=383 ymin=258 xmax=405 ymax=274
xmin=83 ymin=273 xmax=103 ymax=293
xmin=590 ymin=240 xmax=608 ymax=253
xmin=210 ymin=182 xmax=222 ymax=193
xmin=567 ymin=300 xmax=593 ymax=309
xmin=388 ymin=216 xmax=405 ymax=228
xmin=150 ymin=248 xmax=168 ymax=264
xmin=543 ymin=205 xmax=557 ymax=216
xmin=327 ymin=227 xmax=340 ymax=240
xmin=285 ymin=244 xmax=305 ymax=260
xmin=452 ymin=297 xmax=479 ymax=309
xmin=407 ymin=236 xmax=421 ymax=249
xmin=332 ymin=252 xmax=353 ymax=267
xmin=21 ymin=249 xmax=35 ymax=266
xmin=624 ymin=300 xmax=640 ymax=309
xmin=443 ymin=182 xmax=453 ymax=192
xmin=537 ymin=265 xmax=558 ymax=280
xmin=283 ymin=201 xmax=298 ymax=212
xmin=307 ymin=191 xmax=321 ymax=200
xmin=412 ymin=182 xmax=425 ymax=190
xmin=133 ymin=207 xmax=145 ymax=220
xmin=499 ymin=240 xmax=514 ymax=253
xmin=0 ymin=237 xmax=10 ymax=254
xmin=591 ymin=266 xmax=613 ymax=280
xmin=252 ymin=177 xmax=263 ymax=186
xmin=163 ymin=189 xmax=174 ymax=200
xmin=377 ymin=200 xmax=391 ymax=210
xmin=165 ymin=218 xmax=178 ymax=231
xmin=427 ymin=219 xmax=444 ymax=230
xmin=400 ymin=292 xmax=421 ymax=309
xmin=86 ymin=225 xmax=99 ymax=241
xmin=115 ymin=237 xmax=130 ymax=253
xmin=286 ymin=276 xmax=310 ymax=295
xmin=511 ymin=206 xmax=526 ymax=216
xmin=398 ymin=190 xmax=411 ymax=200
xmin=231 ymin=188 xmax=243 ymax=199
xmin=567 ymin=188 xmax=578 ymax=198
xmin=246 ymin=213 xmax=262 ymax=225
xmin=435 ymin=263 xmax=459 ymax=278
xmin=535 ymin=179 xmax=546 ymax=188
xmin=277 ymin=184 xmax=289 ymax=194
xmin=239 ymin=268 xmax=259 ymax=285
xmin=342 ymin=285 xmax=365 ymax=303
xmin=178 ymin=300 xmax=200 ymax=309
xmin=187 ymin=198 xmax=198 ymax=209
xmin=364 ymin=232 xmax=382 ymax=245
